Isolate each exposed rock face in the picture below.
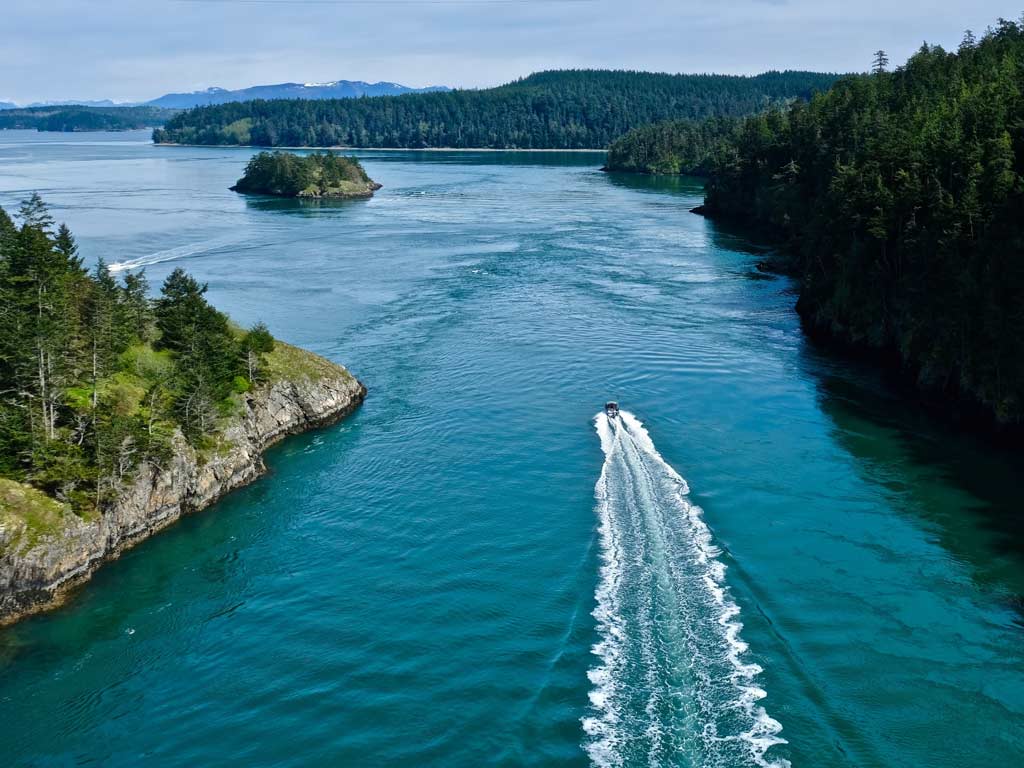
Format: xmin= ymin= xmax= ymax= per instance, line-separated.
xmin=295 ymin=181 xmax=382 ymax=199
xmin=0 ymin=368 xmax=365 ymax=625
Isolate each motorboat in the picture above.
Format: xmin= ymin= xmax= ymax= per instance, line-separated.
xmin=605 ymin=401 xmax=619 ymax=419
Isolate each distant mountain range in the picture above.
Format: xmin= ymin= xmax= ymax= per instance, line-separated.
xmin=0 ymin=105 xmax=179 ymax=132
xmin=0 ymin=99 xmax=120 ymax=109
xmin=144 ymin=80 xmax=450 ymax=108
xmin=0 ymin=80 xmax=451 ymax=111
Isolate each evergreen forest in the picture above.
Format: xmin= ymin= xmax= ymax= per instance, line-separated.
xmin=0 ymin=197 xmax=276 ymax=513
xmin=153 ymin=69 xmax=836 ymax=149
xmin=699 ymin=21 xmax=1024 ymax=426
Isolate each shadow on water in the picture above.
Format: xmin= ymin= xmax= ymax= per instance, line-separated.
xmin=602 ymin=172 xmax=781 ymax=283
xmin=241 ymin=195 xmax=373 ymax=217
xmin=681 ymin=191 xmax=1024 ymax=616
xmin=703 ymin=216 xmax=780 ymax=261
xmin=602 ymin=170 xmax=705 ymax=197
xmin=801 ymin=344 xmax=1024 ymax=606
xmin=600 ymin=171 xmax=1024 ymax=601
xmin=352 ymin=149 xmax=606 ymax=169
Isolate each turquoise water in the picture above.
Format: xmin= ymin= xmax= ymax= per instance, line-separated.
xmin=1 ymin=131 xmax=1023 ymax=767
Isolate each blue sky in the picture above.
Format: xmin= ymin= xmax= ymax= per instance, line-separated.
xmin=2 ymin=0 xmax=1021 ymax=103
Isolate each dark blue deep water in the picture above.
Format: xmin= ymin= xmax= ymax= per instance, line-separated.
xmin=1 ymin=131 xmax=1022 ymax=767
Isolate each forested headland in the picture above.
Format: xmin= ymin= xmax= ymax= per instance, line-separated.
xmin=152 ymin=69 xmax=837 ymax=149
xmin=0 ymin=195 xmax=278 ymax=515
xmin=0 ymin=106 xmax=178 ymax=132
xmin=603 ymin=117 xmax=741 ymax=174
xmin=231 ymin=151 xmax=381 ymax=198
xmin=699 ymin=19 xmax=1024 ymax=431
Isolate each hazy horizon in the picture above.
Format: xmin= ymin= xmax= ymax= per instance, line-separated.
xmin=2 ymin=0 xmax=1022 ymax=104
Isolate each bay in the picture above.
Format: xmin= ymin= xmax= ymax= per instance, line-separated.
xmin=1 ymin=130 xmax=1022 ymax=767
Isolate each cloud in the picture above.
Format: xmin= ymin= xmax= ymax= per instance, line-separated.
xmin=0 ymin=0 xmax=1019 ymax=102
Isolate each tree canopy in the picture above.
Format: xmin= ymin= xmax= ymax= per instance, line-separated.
xmin=0 ymin=106 xmax=178 ymax=132
xmin=604 ymin=117 xmax=741 ymax=175
xmin=154 ymin=69 xmax=837 ymax=149
xmin=230 ymin=151 xmax=378 ymax=197
xmin=700 ymin=18 xmax=1024 ymax=426
xmin=0 ymin=198 xmax=275 ymax=511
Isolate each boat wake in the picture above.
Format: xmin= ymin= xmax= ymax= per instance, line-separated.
xmin=583 ymin=411 xmax=788 ymax=767
xmin=108 ymin=234 xmax=242 ymax=273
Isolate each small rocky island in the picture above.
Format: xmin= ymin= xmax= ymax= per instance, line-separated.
xmin=230 ymin=151 xmax=382 ymax=199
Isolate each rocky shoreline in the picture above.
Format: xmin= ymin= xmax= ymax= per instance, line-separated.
xmin=0 ymin=356 xmax=365 ymax=626
xmin=293 ymin=181 xmax=382 ymax=199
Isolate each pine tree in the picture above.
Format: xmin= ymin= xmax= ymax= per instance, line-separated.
xmin=155 ymin=269 xmax=236 ymax=438
xmin=17 ymin=193 xmax=54 ymax=234
xmin=121 ymin=270 xmax=152 ymax=341
xmin=0 ymin=207 xmax=19 ymax=255
xmin=239 ymin=322 xmax=275 ymax=383
xmin=872 ymin=50 xmax=890 ymax=74
xmin=155 ymin=269 xmax=210 ymax=354
xmin=83 ymin=260 xmax=119 ymax=414
xmin=54 ymin=224 xmax=83 ymax=271
xmin=10 ymin=205 xmax=75 ymax=441
xmin=0 ymin=209 xmax=26 ymax=475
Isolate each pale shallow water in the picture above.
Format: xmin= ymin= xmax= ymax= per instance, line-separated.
xmin=1 ymin=131 xmax=1022 ymax=767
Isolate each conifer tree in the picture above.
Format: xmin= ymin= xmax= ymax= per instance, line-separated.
xmin=239 ymin=322 xmax=275 ymax=383
xmin=872 ymin=50 xmax=890 ymax=74
xmin=54 ymin=224 xmax=83 ymax=271
xmin=121 ymin=270 xmax=152 ymax=341
xmin=17 ymin=193 xmax=54 ymax=234
xmin=155 ymin=269 xmax=237 ymax=437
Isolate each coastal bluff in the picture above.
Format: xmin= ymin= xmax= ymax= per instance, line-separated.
xmin=0 ymin=344 xmax=365 ymax=625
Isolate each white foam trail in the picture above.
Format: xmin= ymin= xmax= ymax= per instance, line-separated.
xmin=108 ymin=235 xmax=241 ymax=273
xmin=584 ymin=411 xmax=789 ymax=767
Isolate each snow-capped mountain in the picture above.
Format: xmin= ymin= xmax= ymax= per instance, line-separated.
xmin=144 ymin=80 xmax=450 ymax=109
xmin=24 ymin=99 xmax=122 ymax=108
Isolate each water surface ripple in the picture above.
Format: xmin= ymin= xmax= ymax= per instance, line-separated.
xmin=0 ymin=132 xmax=1022 ymax=767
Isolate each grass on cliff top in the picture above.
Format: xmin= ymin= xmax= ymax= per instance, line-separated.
xmin=190 ymin=338 xmax=352 ymax=466
xmin=0 ymin=478 xmax=73 ymax=555
xmin=264 ymin=340 xmax=354 ymax=384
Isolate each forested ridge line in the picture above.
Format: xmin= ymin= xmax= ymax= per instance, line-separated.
xmin=700 ymin=18 xmax=1024 ymax=433
xmin=153 ymin=69 xmax=837 ymax=149
xmin=0 ymin=106 xmax=177 ymax=132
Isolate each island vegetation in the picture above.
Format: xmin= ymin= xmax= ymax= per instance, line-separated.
xmin=0 ymin=195 xmax=278 ymax=515
xmin=153 ymin=69 xmax=837 ymax=149
xmin=231 ymin=151 xmax=381 ymax=198
xmin=0 ymin=105 xmax=178 ymax=132
xmin=697 ymin=18 xmax=1024 ymax=430
xmin=604 ymin=117 xmax=740 ymax=175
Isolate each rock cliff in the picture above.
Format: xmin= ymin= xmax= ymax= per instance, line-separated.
xmin=0 ymin=358 xmax=365 ymax=625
